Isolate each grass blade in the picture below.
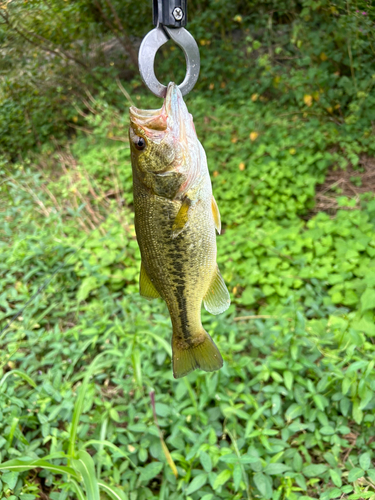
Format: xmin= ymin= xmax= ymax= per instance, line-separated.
xmin=70 ymin=479 xmax=87 ymax=500
xmin=68 ymin=353 xmax=112 ymax=460
xmin=131 ymin=349 xmax=142 ymax=391
xmin=225 ymin=428 xmax=252 ymax=500
xmin=7 ymin=417 xmax=19 ymax=446
xmin=98 ymin=481 xmax=129 ymax=500
xmin=71 ymin=450 xmax=100 ymax=500
xmin=183 ymin=378 xmax=198 ymax=415
xmin=80 ymin=439 xmax=137 ymax=469
xmin=96 ymin=417 xmax=108 ymax=479
xmin=150 ymin=390 xmax=178 ymax=478
xmin=0 ymin=369 xmax=37 ymax=388
xmin=0 ymin=458 xmax=79 ymax=479
xmin=141 ymin=331 xmax=172 ymax=357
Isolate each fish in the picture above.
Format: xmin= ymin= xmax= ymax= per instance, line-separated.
xmin=129 ymin=82 xmax=230 ymax=379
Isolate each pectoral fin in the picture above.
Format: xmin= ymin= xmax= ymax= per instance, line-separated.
xmin=139 ymin=262 xmax=160 ymax=300
xmin=211 ymin=196 xmax=221 ymax=234
xmin=172 ymin=197 xmax=192 ymax=238
xmin=203 ymin=266 xmax=231 ymax=315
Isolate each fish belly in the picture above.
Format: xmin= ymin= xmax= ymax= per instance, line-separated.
xmin=135 ymin=187 xmax=216 ymax=329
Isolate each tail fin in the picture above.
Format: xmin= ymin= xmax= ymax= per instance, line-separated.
xmin=172 ymin=330 xmax=223 ymax=379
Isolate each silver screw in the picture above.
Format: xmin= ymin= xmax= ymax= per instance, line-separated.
xmin=172 ymin=7 xmax=183 ymax=21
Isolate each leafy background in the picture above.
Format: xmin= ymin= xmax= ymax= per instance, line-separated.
xmin=1 ymin=0 xmax=375 ymax=499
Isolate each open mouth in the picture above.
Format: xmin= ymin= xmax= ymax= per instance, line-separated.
xmin=129 ymin=83 xmax=181 ymax=131
xmin=129 ymin=83 xmax=192 ymax=145
xmin=130 ymin=103 xmax=168 ymax=132
xmin=129 ymin=107 xmax=162 ymax=119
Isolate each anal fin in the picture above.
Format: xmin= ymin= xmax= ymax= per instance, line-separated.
xmin=203 ymin=266 xmax=231 ymax=315
xmin=139 ymin=262 xmax=161 ymax=300
xmin=211 ymin=196 xmax=221 ymax=234
xmin=172 ymin=197 xmax=191 ymax=238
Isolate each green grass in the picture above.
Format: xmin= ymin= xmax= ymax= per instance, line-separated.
xmin=1 ymin=91 xmax=375 ymax=500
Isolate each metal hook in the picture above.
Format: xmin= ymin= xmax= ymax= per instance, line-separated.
xmin=138 ymin=25 xmax=200 ymax=98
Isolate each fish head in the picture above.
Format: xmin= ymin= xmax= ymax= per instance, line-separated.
xmin=129 ymin=83 xmax=201 ymax=198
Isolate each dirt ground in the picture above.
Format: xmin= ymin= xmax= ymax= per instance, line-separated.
xmin=312 ymin=155 xmax=375 ymax=215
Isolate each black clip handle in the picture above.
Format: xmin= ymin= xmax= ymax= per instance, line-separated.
xmin=153 ymin=0 xmax=187 ymax=28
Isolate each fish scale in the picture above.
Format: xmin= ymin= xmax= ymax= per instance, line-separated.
xmin=129 ymin=82 xmax=230 ymax=378
xmin=135 ymin=188 xmax=216 ymax=339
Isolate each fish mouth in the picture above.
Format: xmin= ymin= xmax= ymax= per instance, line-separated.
xmin=129 ymin=102 xmax=167 ymax=134
xmin=130 ymin=108 xmax=162 ymax=119
xmin=129 ymin=83 xmax=194 ymax=142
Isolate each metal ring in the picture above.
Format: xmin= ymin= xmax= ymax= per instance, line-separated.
xmin=138 ymin=26 xmax=200 ymax=98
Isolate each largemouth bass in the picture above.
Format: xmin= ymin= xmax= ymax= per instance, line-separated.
xmin=129 ymin=82 xmax=230 ymax=378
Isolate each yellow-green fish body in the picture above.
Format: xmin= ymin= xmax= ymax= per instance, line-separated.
xmin=129 ymin=83 xmax=230 ymax=378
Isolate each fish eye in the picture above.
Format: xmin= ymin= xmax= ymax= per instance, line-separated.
xmin=135 ymin=136 xmax=146 ymax=151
